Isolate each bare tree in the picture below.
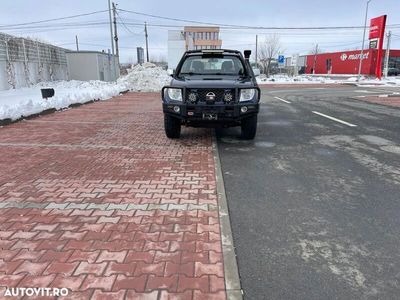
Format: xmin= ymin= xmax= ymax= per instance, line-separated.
xmin=309 ymin=44 xmax=322 ymax=74
xmin=257 ymin=34 xmax=282 ymax=77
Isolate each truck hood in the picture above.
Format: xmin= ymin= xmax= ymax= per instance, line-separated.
xmin=169 ymin=76 xmax=256 ymax=89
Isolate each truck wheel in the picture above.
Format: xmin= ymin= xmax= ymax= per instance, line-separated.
xmin=241 ymin=115 xmax=257 ymax=140
xmin=164 ymin=114 xmax=181 ymax=138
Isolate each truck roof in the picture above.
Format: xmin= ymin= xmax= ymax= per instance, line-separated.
xmin=184 ymin=49 xmax=242 ymax=56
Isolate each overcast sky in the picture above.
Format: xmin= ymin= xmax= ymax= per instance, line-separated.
xmin=1 ymin=0 xmax=399 ymax=63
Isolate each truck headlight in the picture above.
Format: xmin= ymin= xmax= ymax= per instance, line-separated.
xmin=239 ymin=89 xmax=256 ymax=102
xmin=166 ymin=88 xmax=183 ymax=101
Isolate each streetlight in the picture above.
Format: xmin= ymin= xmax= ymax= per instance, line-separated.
xmin=357 ymin=0 xmax=372 ymax=82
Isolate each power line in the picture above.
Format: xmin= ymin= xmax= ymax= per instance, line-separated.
xmin=0 ymin=10 xmax=108 ymax=28
xmin=117 ymin=8 xmax=400 ymax=30
xmin=116 ymin=11 xmax=143 ymax=35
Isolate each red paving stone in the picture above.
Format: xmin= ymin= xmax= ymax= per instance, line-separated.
xmin=0 ymin=93 xmax=226 ymax=299
xmin=354 ymin=96 xmax=400 ymax=108
xmin=258 ymin=83 xmax=344 ymax=88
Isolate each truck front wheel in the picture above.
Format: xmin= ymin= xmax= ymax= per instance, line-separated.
xmin=164 ymin=114 xmax=181 ymax=138
xmin=241 ymin=115 xmax=257 ymax=140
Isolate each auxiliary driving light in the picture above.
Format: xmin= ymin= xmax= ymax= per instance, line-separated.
xmin=188 ymin=92 xmax=197 ymax=103
xmin=241 ymin=106 xmax=248 ymax=113
xmin=173 ymin=106 xmax=180 ymax=113
xmin=224 ymin=92 xmax=233 ymax=103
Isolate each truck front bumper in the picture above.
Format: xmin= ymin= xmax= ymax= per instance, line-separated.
xmin=163 ymin=103 xmax=259 ymax=125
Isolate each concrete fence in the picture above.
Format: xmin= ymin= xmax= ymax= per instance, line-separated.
xmin=0 ymin=32 xmax=68 ymax=90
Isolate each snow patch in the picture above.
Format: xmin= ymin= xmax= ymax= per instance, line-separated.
xmin=257 ymin=74 xmax=400 ymax=86
xmin=0 ymin=63 xmax=171 ymax=121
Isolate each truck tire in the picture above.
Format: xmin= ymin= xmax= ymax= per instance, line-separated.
xmin=164 ymin=114 xmax=181 ymax=138
xmin=241 ymin=115 xmax=257 ymax=140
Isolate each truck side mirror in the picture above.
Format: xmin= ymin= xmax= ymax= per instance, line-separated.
xmin=167 ymin=69 xmax=174 ymax=76
xmin=244 ymin=50 xmax=251 ymax=60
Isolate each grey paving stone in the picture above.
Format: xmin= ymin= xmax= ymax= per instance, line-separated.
xmin=126 ymin=204 xmax=149 ymax=210
xmin=167 ymin=204 xmax=188 ymax=210
xmin=24 ymin=202 xmax=47 ymax=209
xmin=148 ymin=204 xmax=168 ymax=210
xmin=66 ymin=203 xmax=89 ymax=210
xmin=208 ymin=204 xmax=218 ymax=211
xmin=3 ymin=202 xmax=26 ymax=208
xmin=107 ymin=203 xmax=128 ymax=211
xmin=45 ymin=202 xmax=69 ymax=209
xmin=188 ymin=203 xmax=209 ymax=211
xmin=87 ymin=203 xmax=109 ymax=210
xmin=97 ymin=216 xmax=120 ymax=224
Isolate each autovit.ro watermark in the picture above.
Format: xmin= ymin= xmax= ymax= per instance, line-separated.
xmin=3 ymin=287 xmax=69 ymax=297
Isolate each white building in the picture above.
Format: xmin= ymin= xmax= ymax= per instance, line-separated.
xmin=66 ymin=51 xmax=119 ymax=82
xmin=167 ymin=31 xmax=186 ymax=70
xmin=167 ymin=27 xmax=222 ymax=70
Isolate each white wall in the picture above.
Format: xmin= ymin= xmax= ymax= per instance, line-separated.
xmin=0 ymin=61 xmax=68 ymax=90
xmin=67 ymin=52 xmax=119 ymax=82
xmin=168 ymin=40 xmax=185 ymax=70
xmin=0 ymin=33 xmax=68 ymax=90
xmin=168 ymin=30 xmax=185 ymax=70
xmin=0 ymin=61 xmax=8 ymax=90
xmin=67 ymin=53 xmax=99 ymax=81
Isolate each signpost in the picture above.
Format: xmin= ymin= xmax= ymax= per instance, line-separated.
xmin=278 ymin=55 xmax=285 ymax=74
xmin=291 ymin=54 xmax=299 ymax=76
xmin=369 ymin=15 xmax=387 ymax=79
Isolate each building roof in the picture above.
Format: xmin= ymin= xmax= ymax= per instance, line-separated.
xmin=184 ymin=26 xmax=220 ymax=32
xmin=66 ymin=50 xmax=118 ymax=56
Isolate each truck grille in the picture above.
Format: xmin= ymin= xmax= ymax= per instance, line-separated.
xmin=186 ymin=89 xmax=236 ymax=104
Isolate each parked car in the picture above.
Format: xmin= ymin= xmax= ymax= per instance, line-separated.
xmin=161 ymin=49 xmax=260 ymax=139
xmin=387 ymin=68 xmax=400 ymax=76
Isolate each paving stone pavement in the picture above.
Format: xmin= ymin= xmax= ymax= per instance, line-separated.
xmin=0 ymin=93 xmax=226 ymax=299
xmin=355 ymin=95 xmax=400 ymax=108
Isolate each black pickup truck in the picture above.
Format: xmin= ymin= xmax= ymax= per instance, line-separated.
xmin=161 ymin=49 xmax=260 ymax=139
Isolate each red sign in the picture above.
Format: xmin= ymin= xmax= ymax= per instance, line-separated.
xmin=369 ymin=15 xmax=387 ymax=79
xmin=369 ymin=16 xmax=386 ymax=40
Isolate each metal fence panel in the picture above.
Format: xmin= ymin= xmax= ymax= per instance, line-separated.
xmin=0 ymin=32 xmax=67 ymax=65
xmin=1 ymin=32 xmax=68 ymax=89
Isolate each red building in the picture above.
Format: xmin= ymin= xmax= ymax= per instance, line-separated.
xmin=305 ymin=49 xmax=400 ymax=75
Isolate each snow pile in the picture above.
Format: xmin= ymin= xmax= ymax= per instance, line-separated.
xmin=117 ymin=62 xmax=171 ymax=92
xmin=0 ymin=63 xmax=172 ymax=121
xmin=0 ymin=80 xmax=123 ymax=121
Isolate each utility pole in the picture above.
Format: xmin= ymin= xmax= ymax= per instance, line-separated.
xmin=255 ymin=35 xmax=258 ymax=67
xmin=357 ymin=0 xmax=372 ymax=82
xmin=312 ymin=44 xmax=318 ymax=74
xmin=75 ymin=35 xmax=79 ymax=51
xmin=108 ymin=0 xmax=117 ymax=80
xmin=383 ymin=31 xmax=391 ymax=78
xmin=112 ymin=2 xmax=119 ymax=58
xmin=144 ymin=22 xmax=149 ymax=62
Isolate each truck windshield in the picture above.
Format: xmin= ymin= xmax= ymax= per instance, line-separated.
xmin=179 ymin=55 xmax=245 ymax=76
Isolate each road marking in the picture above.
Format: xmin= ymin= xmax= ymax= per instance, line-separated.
xmin=312 ymin=111 xmax=357 ymax=127
xmin=274 ymin=96 xmax=291 ymax=104
xmin=354 ymin=90 xmax=374 ymax=93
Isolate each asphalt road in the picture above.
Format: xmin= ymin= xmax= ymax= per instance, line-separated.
xmin=216 ymin=85 xmax=400 ymax=300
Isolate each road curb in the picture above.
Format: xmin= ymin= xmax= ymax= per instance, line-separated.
xmin=212 ymin=131 xmax=243 ymax=300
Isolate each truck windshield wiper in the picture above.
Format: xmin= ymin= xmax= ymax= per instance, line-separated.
xmin=179 ymin=72 xmax=205 ymax=76
xmin=214 ymin=73 xmax=239 ymax=75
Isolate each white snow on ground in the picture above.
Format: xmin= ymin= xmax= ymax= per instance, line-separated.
xmin=257 ymin=74 xmax=400 ymax=86
xmin=117 ymin=62 xmax=171 ymax=92
xmin=0 ymin=80 xmax=123 ymax=121
xmin=0 ymin=62 xmax=171 ymax=121
xmin=1 ymin=61 xmax=398 ymax=122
